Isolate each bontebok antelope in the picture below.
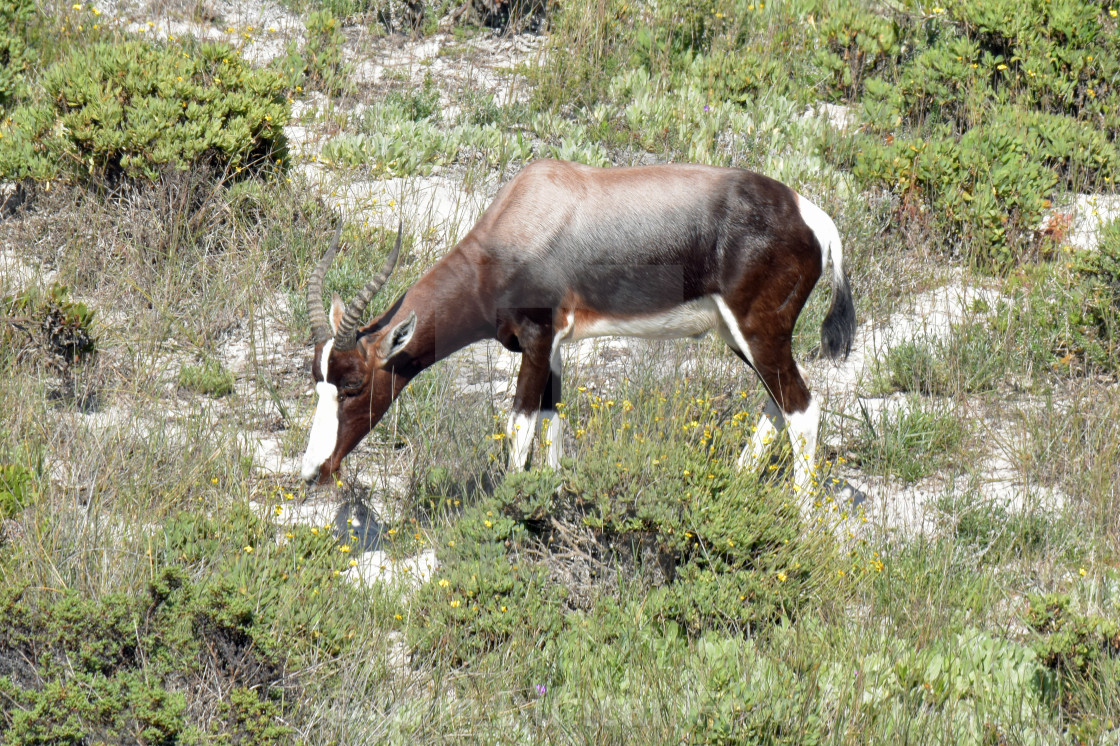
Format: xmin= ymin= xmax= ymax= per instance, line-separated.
xmin=301 ymin=160 xmax=856 ymax=493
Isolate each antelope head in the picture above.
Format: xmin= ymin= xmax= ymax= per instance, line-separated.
xmin=300 ymin=221 xmax=417 ymax=484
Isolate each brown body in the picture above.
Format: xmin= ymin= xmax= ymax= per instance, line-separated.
xmin=301 ymin=160 xmax=855 ymax=491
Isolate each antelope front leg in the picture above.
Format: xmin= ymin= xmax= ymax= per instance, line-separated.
xmin=507 ymin=331 xmax=554 ymax=471
xmin=539 ymin=352 xmax=563 ymax=469
xmin=738 ymin=396 xmax=785 ymax=472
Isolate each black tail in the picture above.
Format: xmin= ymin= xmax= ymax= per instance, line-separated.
xmin=820 ymin=267 xmax=856 ymax=360
xmin=797 ymin=195 xmax=856 ymax=361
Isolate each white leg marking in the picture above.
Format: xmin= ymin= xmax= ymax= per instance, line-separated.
xmin=738 ymin=397 xmax=785 ymax=472
xmin=301 ymin=340 xmax=338 ymax=481
xmin=507 ymin=411 xmax=537 ymax=471
xmin=786 ymin=397 xmax=821 ymax=495
xmin=712 ymin=295 xmax=755 ymax=367
xmin=540 ymin=409 xmax=563 ymax=469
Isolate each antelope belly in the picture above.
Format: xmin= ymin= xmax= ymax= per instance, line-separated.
xmin=572 ymin=296 xmax=719 ymax=341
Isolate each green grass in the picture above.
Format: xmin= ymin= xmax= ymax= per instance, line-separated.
xmin=1 ymin=0 xmax=1119 ymax=742
xmin=178 ymin=359 xmax=236 ymax=397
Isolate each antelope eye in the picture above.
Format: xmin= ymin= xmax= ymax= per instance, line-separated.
xmin=339 ymin=380 xmax=364 ymax=396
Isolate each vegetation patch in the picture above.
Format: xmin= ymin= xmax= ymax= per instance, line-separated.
xmin=178 ymin=358 xmax=236 ymax=397
xmin=0 ymin=39 xmax=289 ymax=182
xmin=0 ymin=499 xmax=384 ymax=743
xmin=411 ymin=388 xmax=845 ymax=669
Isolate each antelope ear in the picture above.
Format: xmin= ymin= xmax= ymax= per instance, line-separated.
xmin=378 ymin=311 xmax=417 ymax=365
xmin=329 ymin=293 xmax=345 ymax=336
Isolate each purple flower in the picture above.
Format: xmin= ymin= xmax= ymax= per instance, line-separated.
xmin=535 ymin=684 xmax=547 ymax=696
xmin=703 ymin=105 xmax=710 ymax=112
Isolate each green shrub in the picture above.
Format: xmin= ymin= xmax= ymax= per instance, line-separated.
xmin=684 ymin=637 xmax=826 ymax=745
xmin=852 ymin=400 xmax=968 ymax=482
xmin=812 ymin=5 xmax=902 ymax=101
xmin=0 ymin=39 xmax=289 ymax=182
xmin=410 ymin=473 xmax=567 ymax=665
xmin=823 ymin=0 xmax=1120 ymax=268
xmin=2 ymin=283 xmax=97 ymax=371
xmin=0 ymin=0 xmax=36 ymax=110
xmin=1023 ymin=590 xmax=1120 ymax=738
xmin=178 ymin=358 xmax=236 ymax=397
xmin=411 ymin=387 xmax=840 ymax=665
xmin=0 ymin=574 xmax=296 ymax=745
xmin=850 ymin=119 xmax=1059 ymax=267
xmin=0 ymin=498 xmax=379 ymax=742
xmin=274 ymin=10 xmax=351 ymax=96
xmin=1026 ymin=593 xmax=1120 ymax=679
xmin=0 ymin=463 xmax=35 ymax=519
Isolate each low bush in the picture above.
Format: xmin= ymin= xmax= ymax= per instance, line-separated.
xmin=0 ymin=0 xmax=36 ymax=110
xmin=0 ymin=39 xmax=289 ymax=183
xmin=1024 ymin=591 xmax=1120 ymax=739
xmin=178 ymin=358 xmax=236 ymax=397
xmin=274 ymin=9 xmax=352 ymax=96
xmin=820 ymin=0 xmax=1120 ymax=269
xmin=1 ymin=283 xmax=98 ymax=391
xmin=0 ymin=498 xmax=380 ymax=743
xmin=411 ymin=386 xmax=841 ymax=667
xmin=0 ymin=463 xmax=35 ymax=520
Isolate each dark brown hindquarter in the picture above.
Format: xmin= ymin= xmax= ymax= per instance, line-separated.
xmin=311 ymin=159 xmax=833 ymax=479
xmin=727 ymin=234 xmax=820 ymax=414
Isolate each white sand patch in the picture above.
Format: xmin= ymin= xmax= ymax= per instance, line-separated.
xmin=0 ymin=247 xmax=56 ymax=289
xmin=801 ymin=103 xmax=857 ymax=133
xmin=240 ymin=435 xmax=297 ymax=475
xmin=218 ymin=293 xmax=292 ymax=377
xmin=856 ymin=469 xmax=1067 ymax=542
xmin=1041 ymin=193 xmax=1120 ymax=253
xmin=807 ymin=277 xmax=1005 ymax=407
xmin=351 ymin=32 xmax=541 ymax=106
xmin=795 ymin=276 xmax=1079 ymax=538
xmin=120 ymin=0 xmax=302 ymax=65
xmin=345 ymin=548 xmax=438 ymax=586
xmin=318 ymin=174 xmax=493 ymax=246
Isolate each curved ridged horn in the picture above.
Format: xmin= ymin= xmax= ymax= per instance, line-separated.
xmin=334 ymin=220 xmax=404 ymax=351
xmin=307 ymin=222 xmax=344 ymax=345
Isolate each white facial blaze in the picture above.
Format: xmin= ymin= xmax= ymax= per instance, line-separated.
xmin=301 ymin=340 xmax=339 ymax=482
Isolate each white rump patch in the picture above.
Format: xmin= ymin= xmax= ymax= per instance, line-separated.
xmin=797 ymin=194 xmax=844 ymax=281
xmin=301 ymin=340 xmax=339 ymax=482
